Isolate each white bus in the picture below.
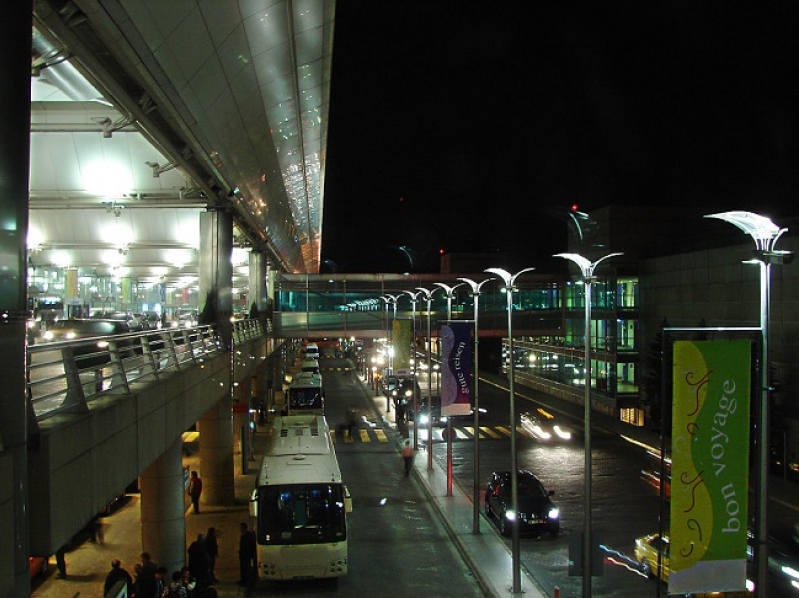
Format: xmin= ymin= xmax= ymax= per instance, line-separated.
xmin=286 ymin=371 xmax=324 ymax=415
xmin=250 ymin=415 xmax=351 ymax=581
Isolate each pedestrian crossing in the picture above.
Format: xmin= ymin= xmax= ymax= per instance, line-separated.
xmin=330 ymin=425 xmax=535 ymax=443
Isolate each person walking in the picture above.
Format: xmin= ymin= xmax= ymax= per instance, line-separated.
xmin=204 ymin=527 xmax=219 ymax=582
xmin=55 ymin=544 xmax=67 ymax=578
xmin=103 ymin=558 xmax=132 ymax=596
xmin=401 ymin=439 xmax=415 ymax=477
xmin=188 ymin=471 xmax=203 ymax=514
xmin=238 ymin=522 xmax=257 ymax=586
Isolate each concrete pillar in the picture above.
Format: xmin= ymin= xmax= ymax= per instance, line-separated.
xmin=232 ymin=376 xmax=252 ymax=455
xmin=0 ymin=3 xmax=33 ymax=596
xmin=140 ymin=439 xmax=186 ymax=574
xmin=199 ymin=210 xmax=233 ymax=349
xmin=249 ymin=250 xmax=267 ymax=315
xmin=199 ymin=396 xmax=235 ymax=506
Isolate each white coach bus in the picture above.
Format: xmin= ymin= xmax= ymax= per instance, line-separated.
xmin=250 ymin=415 xmax=351 ymax=581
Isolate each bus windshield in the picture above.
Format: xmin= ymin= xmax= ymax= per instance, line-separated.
xmin=258 ymin=484 xmax=346 ymax=545
xmin=288 ymin=388 xmax=323 ymax=411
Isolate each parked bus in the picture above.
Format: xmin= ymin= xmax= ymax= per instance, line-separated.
xmin=286 ymin=371 xmax=324 ymax=415
xmin=301 ymin=358 xmax=320 ymax=374
xmin=250 ymin=415 xmax=351 ymax=581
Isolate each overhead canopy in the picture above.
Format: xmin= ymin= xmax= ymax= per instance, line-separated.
xmin=30 ymin=0 xmax=335 ymax=290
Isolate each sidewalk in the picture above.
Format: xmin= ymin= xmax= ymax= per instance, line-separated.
xmin=364 ymin=372 xmax=548 ymax=598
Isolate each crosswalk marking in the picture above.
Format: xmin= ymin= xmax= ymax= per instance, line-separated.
xmin=480 ymin=426 xmax=502 ymax=439
xmin=328 ymin=425 xmax=534 ymax=443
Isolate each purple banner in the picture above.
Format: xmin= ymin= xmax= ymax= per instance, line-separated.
xmin=441 ymin=322 xmax=472 ymax=416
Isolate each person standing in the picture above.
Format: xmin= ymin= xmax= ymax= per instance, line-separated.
xmin=204 ymin=527 xmax=219 ymax=582
xmin=187 ymin=533 xmax=210 ymax=588
xmin=188 ymin=471 xmax=203 ymax=514
xmin=103 ymin=558 xmax=132 ymax=596
xmin=133 ymin=552 xmax=158 ymax=598
xmin=401 ymin=439 xmax=415 ymax=477
xmin=238 ymin=522 xmax=257 ymax=586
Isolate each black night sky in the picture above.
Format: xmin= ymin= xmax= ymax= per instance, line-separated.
xmin=321 ymin=4 xmax=799 ymax=273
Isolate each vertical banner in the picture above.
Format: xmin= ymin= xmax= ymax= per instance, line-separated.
xmin=669 ymin=340 xmax=751 ymax=595
xmin=441 ymin=322 xmax=472 ymax=416
xmin=393 ymin=318 xmax=411 ymax=371
xmin=65 ymin=268 xmax=78 ymax=299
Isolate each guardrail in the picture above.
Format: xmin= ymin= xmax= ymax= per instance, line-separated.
xmin=27 ymin=319 xmax=267 ymax=422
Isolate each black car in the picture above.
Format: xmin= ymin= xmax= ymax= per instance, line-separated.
xmin=485 ymin=470 xmax=560 ymax=538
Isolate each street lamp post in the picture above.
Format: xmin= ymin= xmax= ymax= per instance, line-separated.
xmin=433 ymin=282 xmax=464 ymax=497
xmin=380 ymin=294 xmax=399 ymax=412
xmin=704 ymin=211 xmax=793 ymax=598
xmin=484 ymin=267 xmax=536 ymax=595
xmin=458 ymin=276 xmax=492 ymax=534
xmin=554 ymin=252 xmax=622 ymax=598
xmin=404 ymin=290 xmax=423 ymax=451
xmin=416 ymin=287 xmax=435 ymax=471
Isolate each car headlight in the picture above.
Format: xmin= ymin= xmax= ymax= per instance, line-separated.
xmin=548 ymin=508 xmax=560 ymax=520
xmin=505 ymin=510 xmax=517 ymax=521
xmin=419 ymin=414 xmax=429 ymax=425
xmin=43 ymin=331 xmax=53 ymax=341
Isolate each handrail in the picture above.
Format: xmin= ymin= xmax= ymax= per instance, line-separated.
xmin=27 ymin=319 xmax=267 ymax=423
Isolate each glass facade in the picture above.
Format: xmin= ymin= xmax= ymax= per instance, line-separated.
xmin=502 ymin=274 xmax=639 ymax=406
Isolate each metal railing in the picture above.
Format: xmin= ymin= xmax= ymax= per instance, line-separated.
xmin=27 ymin=324 xmax=240 ymax=422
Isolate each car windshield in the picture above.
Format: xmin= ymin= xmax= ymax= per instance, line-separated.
xmin=518 ymin=477 xmax=548 ymax=497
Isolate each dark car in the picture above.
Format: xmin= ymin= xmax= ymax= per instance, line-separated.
xmin=485 ymin=470 xmax=560 ymax=538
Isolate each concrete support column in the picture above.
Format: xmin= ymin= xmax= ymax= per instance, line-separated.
xmin=0 ymin=3 xmax=33 ymax=596
xmin=249 ymin=250 xmax=267 ymax=315
xmin=199 ymin=396 xmax=235 ymax=506
xmin=199 ymin=210 xmax=233 ymax=348
xmin=232 ymin=376 xmax=252 ymax=456
xmin=140 ymin=439 xmax=186 ymax=574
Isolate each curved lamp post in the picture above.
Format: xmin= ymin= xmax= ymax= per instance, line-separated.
xmin=404 ymin=290 xmax=423 ymax=451
xmin=484 ymin=266 xmax=536 ymax=595
xmin=416 ymin=286 xmax=435 ymax=471
xmin=458 ymin=276 xmax=493 ymax=534
xmin=380 ymin=294 xmax=400 ymax=410
xmin=705 ymin=211 xmax=793 ymax=598
xmin=554 ymin=252 xmax=622 ymax=598
xmin=434 ymin=282 xmax=464 ymax=497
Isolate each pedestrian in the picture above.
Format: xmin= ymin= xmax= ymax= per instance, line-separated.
xmin=55 ymin=544 xmax=67 ymax=578
xmin=133 ymin=551 xmax=158 ymax=598
xmin=187 ymin=532 xmax=210 ymax=588
xmin=89 ymin=515 xmax=104 ymax=544
xmin=180 ymin=566 xmax=197 ymax=597
xmin=238 ymin=522 xmax=257 ymax=586
xmin=103 ymin=558 xmax=133 ymax=596
xmin=204 ymin=527 xmax=219 ymax=582
xmin=163 ymin=570 xmax=187 ymax=597
xmin=154 ymin=566 xmax=168 ymax=598
xmin=188 ymin=471 xmax=203 ymax=514
xmin=401 ymin=439 xmax=415 ymax=476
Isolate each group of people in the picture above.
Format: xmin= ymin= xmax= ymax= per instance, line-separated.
xmin=101 ymin=523 xmax=256 ymax=597
xmin=103 ymin=538 xmax=220 ymax=598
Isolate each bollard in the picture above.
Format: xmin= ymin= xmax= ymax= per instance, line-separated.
xmin=553 ymin=586 xmax=560 ymax=598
